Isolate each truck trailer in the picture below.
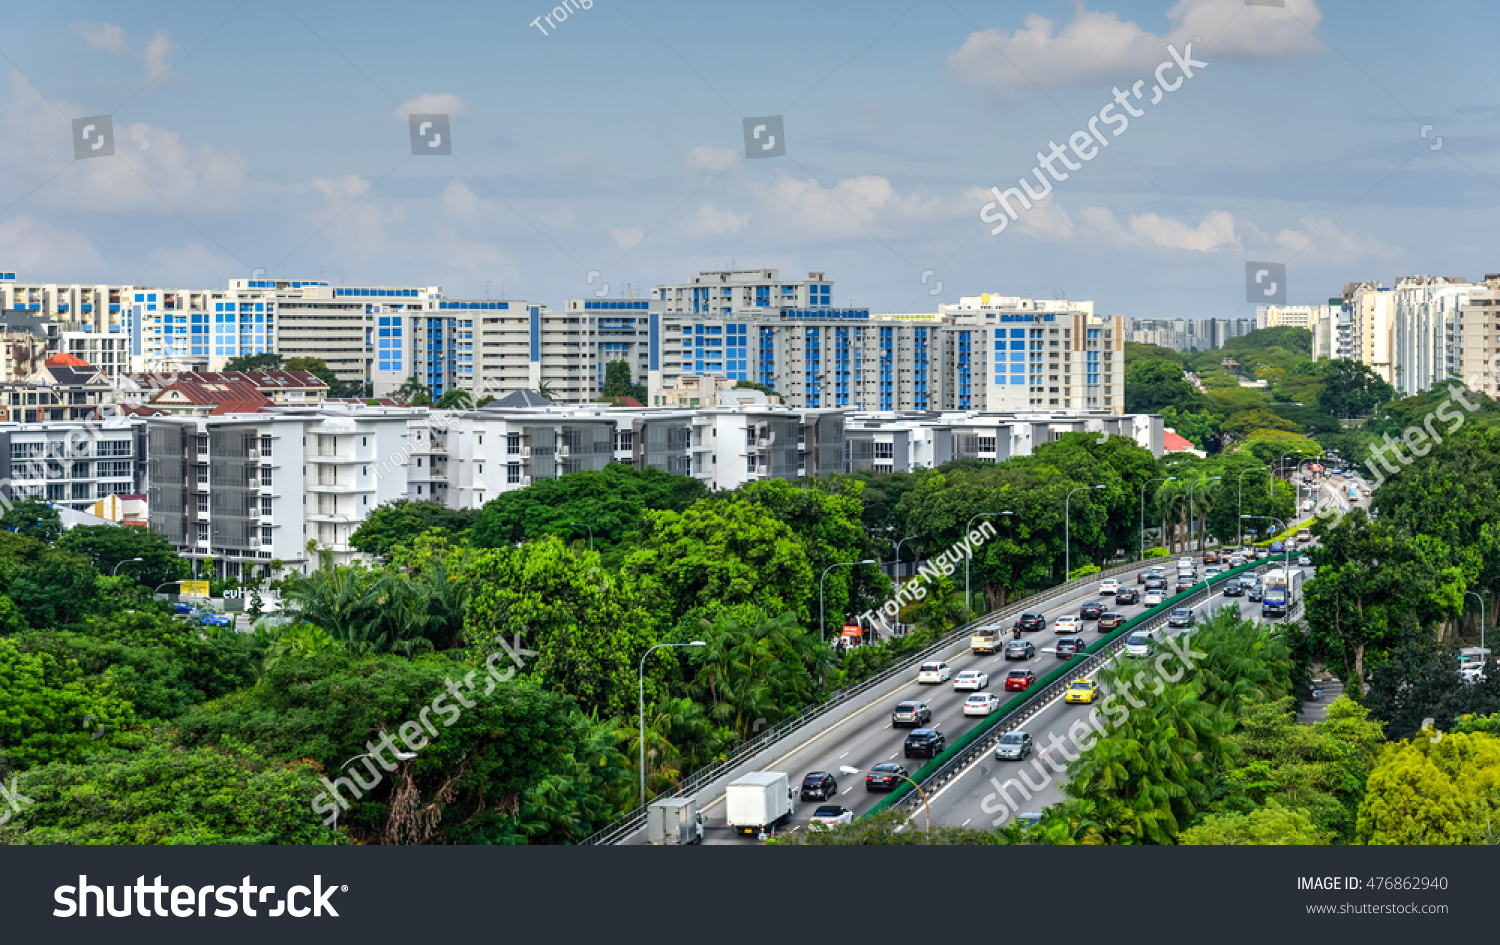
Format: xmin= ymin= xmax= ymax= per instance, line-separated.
xmin=725 ymin=772 xmax=795 ymax=837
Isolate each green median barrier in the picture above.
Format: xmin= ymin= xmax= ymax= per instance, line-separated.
xmin=864 ymin=558 xmax=1265 ymax=817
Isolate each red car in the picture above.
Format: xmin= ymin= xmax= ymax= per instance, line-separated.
xmin=1005 ymin=669 xmax=1037 ymax=691
xmin=1202 ymin=550 xmax=1219 ymax=564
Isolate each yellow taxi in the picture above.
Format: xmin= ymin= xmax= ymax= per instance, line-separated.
xmin=1064 ymin=679 xmax=1101 ymax=704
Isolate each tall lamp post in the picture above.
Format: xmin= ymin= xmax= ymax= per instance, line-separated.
xmin=965 ymin=511 xmax=1011 ymax=613
xmin=840 ymin=765 xmax=930 ymax=836
xmin=1064 ymin=485 xmax=1106 ymax=580
xmin=1140 ymin=477 xmax=1176 ymax=560
xmin=1468 ymin=590 xmax=1487 ymax=665
xmin=568 ymin=521 xmax=594 ymax=552
xmin=820 ymin=559 xmax=876 ymax=644
xmin=638 ymin=641 xmax=706 ymax=805
xmin=1236 ymin=467 xmax=1261 ymax=548
xmin=113 ymin=557 xmax=144 ymax=578
xmin=1186 ymin=476 xmax=1222 ymax=553
xmin=890 ymin=534 xmax=919 ymax=584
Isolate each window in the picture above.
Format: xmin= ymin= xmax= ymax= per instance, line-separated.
xmin=874 ymin=442 xmax=893 ymax=459
xmin=507 ymin=433 xmax=521 ymax=454
xmin=262 ymin=526 xmax=273 ymax=546
xmin=977 ymin=437 xmax=996 ymax=453
xmin=507 ymin=463 xmax=521 ymax=483
xmin=747 ymin=454 xmax=758 ymax=473
xmin=197 ymin=435 xmax=208 ymax=455
xmin=195 ymin=466 xmax=208 ymax=485
xmin=260 ymin=436 xmax=272 ymax=457
xmin=72 ymin=461 xmax=90 ymax=478
xmin=262 ymin=497 xmax=272 ymax=516
xmin=197 ymin=494 xmax=209 ymax=513
xmin=261 ymin=466 xmax=273 ymax=486
xmin=477 ymin=464 xmax=483 ymax=475
xmin=197 ymin=523 xmax=209 ymax=543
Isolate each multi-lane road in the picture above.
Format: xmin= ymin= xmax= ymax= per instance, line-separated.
xmin=694 ymin=553 xmax=1308 ymax=843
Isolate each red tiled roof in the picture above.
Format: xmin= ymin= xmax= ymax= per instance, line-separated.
xmin=614 ymin=396 xmax=645 ymax=407
xmin=149 ymin=378 xmax=273 ymax=414
xmin=1163 ymin=430 xmax=1195 ymax=452
xmin=45 ymin=353 xmax=92 ymax=367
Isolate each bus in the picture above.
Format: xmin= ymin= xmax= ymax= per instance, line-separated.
xmin=1348 ymin=484 xmax=1359 ymax=501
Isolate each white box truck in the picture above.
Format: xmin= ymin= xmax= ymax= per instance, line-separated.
xmin=647 ymin=797 xmax=704 ymax=845
xmin=725 ymin=771 xmax=795 ymax=836
xmin=970 ymin=625 xmax=1002 ymax=654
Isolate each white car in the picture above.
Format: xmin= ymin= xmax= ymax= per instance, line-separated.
xmin=953 ymin=670 xmax=989 ymax=690
xmin=1204 ymin=565 xmax=1222 ymax=577
xmin=1297 ymin=554 xmax=1312 ymax=566
xmin=1302 ymin=499 xmax=1315 ymax=512
xmin=1124 ymin=631 xmax=1155 ymax=659
xmin=808 ymin=805 xmax=854 ymax=829
xmin=1052 ymin=615 xmax=1080 ymax=634
xmin=1143 ymin=590 xmax=1165 ymax=606
xmin=1098 ymin=578 xmax=1120 ymax=595
xmin=917 ymin=661 xmax=952 ymax=684
xmin=963 ymin=692 xmax=1003 ymax=716
xmin=1177 ymin=558 xmax=1194 ymax=569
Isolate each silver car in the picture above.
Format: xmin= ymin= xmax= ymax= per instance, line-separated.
xmin=995 ymin=731 xmax=1034 ymax=761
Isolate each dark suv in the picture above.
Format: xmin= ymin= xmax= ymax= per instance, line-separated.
xmin=891 ymin=701 xmax=932 ymax=728
xmin=1079 ymin=601 xmax=1104 ymax=620
xmin=1015 ymin=612 xmax=1046 ymax=632
xmin=903 ymin=728 xmax=946 ymax=759
xmin=1222 ymin=578 xmax=1244 ymax=597
xmin=800 ymin=771 xmax=838 ymax=801
xmin=1055 ymin=636 xmax=1087 ymax=659
xmin=1115 ymin=587 xmax=1140 ymax=605
xmin=865 ymin=763 xmax=909 ymax=792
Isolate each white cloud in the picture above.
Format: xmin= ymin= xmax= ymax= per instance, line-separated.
xmin=678 ymin=201 xmax=748 ymax=238
xmin=751 ymin=174 xmax=966 ymax=239
xmin=611 ymin=227 xmax=645 ymax=250
xmin=441 ymin=179 xmax=481 ymax=218
xmin=685 ymin=145 xmax=738 ymax=171
xmin=72 ymin=22 xmax=129 ymax=55
xmin=0 ymin=215 xmax=106 ymax=274
xmin=947 ymin=0 xmax=1322 ymax=100
xmin=393 ymin=93 xmax=469 ymax=119
xmin=146 ymin=242 xmax=241 ymax=285
xmin=312 ymin=174 xmax=373 ymax=203
xmin=144 ymin=30 xmax=177 ymax=80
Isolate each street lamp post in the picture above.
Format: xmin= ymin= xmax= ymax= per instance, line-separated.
xmin=1140 ymin=477 xmax=1176 ymax=560
xmin=890 ymin=535 xmax=918 ymax=584
xmin=965 ymin=512 xmax=1011 ymax=613
xmin=820 ymin=559 xmax=877 ymax=643
xmin=113 ymin=557 xmax=144 ymax=578
xmin=331 ymin=747 xmax=418 ymax=832
xmin=638 ymin=641 xmax=706 ymax=805
xmin=568 ymin=521 xmax=594 ymax=553
xmin=1236 ymin=467 xmax=1261 ymax=548
xmin=1242 ymin=514 xmax=1291 ymax=618
xmin=1468 ymin=590 xmax=1486 ymax=663
xmin=839 ymin=765 xmax=931 ymax=835
xmin=1064 ymin=485 xmax=1106 ymax=580
xmin=1186 ymin=477 xmax=1221 ymax=553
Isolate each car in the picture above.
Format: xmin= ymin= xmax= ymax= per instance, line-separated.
xmin=1177 ymin=558 xmax=1194 ymax=569
xmin=1052 ymin=615 xmax=1080 ymax=634
xmin=1202 ymin=551 xmax=1219 ymax=564
xmin=1005 ymin=668 xmax=1038 ymax=691
xmin=916 ymin=661 xmax=952 ymax=684
xmin=1065 ymin=679 xmax=1101 ymax=704
xmin=800 ymin=772 xmax=838 ymax=801
xmin=904 ymin=728 xmax=946 ymax=759
xmin=1098 ymin=578 xmax=1120 ymax=595
xmin=1136 ymin=570 xmax=1153 ymax=584
xmin=891 ymin=701 xmax=932 ymax=727
xmin=1055 ymin=636 xmax=1087 ymax=659
xmin=1167 ymin=607 xmax=1195 ymax=628
xmin=1297 ymin=554 xmax=1312 ymax=566
xmin=1204 ymin=565 xmax=1223 ymax=577
xmin=963 ymin=692 xmax=1003 ymax=716
xmin=199 ymin=613 xmax=232 ymax=628
xmin=1015 ymin=812 xmax=1045 ymax=827
xmin=1361 ymin=488 xmax=1371 ymax=497
xmin=1228 ymin=554 xmax=1247 ymax=568
xmin=1004 ymin=639 xmax=1036 ymax=660
xmin=1079 ymin=601 xmax=1104 ymax=620
xmin=1115 ymin=587 xmax=1139 ymax=605
xmin=808 ymin=805 xmax=854 ymax=828
xmin=1247 ymin=583 xmax=1264 ymax=602
xmin=1255 ymin=548 xmax=1271 ymax=560
xmin=1015 ymin=612 xmax=1047 ymax=632
xmin=1098 ymin=612 xmax=1125 ymax=630
xmin=1124 ymin=631 xmax=1155 ymax=658
xmin=172 ymin=602 xmax=195 ymax=615
xmin=1270 ymin=541 xmax=1285 ymax=554
xmin=953 ymin=670 xmax=989 ymax=691
xmin=1302 ymin=499 xmax=1316 ymax=512
xmin=865 ymin=762 xmax=909 ymax=792
xmin=1144 ymin=576 xmax=1167 ymax=591
xmin=1175 ymin=577 xmax=1195 ymax=593
xmin=1223 ymin=578 xmax=1244 ymax=597
xmin=1143 ymin=590 xmax=1165 ymax=606
xmin=994 ymin=731 xmax=1034 ymax=761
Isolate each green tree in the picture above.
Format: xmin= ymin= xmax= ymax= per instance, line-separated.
xmin=434 ymin=389 xmax=474 ymax=410
xmin=0 ymin=636 xmax=137 ymax=770
xmin=1356 ymin=731 xmax=1500 ymax=844
xmin=1178 ymin=804 xmax=1330 ymax=844
xmin=392 ymin=375 xmax=431 ymax=406
xmin=56 ymin=524 xmax=189 ymax=587
xmin=464 ymin=537 xmax=652 ymax=717
xmin=349 ymin=499 xmax=481 ymax=556
xmin=601 ymin=360 xmax=646 ymax=402
xmin=1124 ymin=359 xmax=1209 ymax=414
xmin=1318 ymin=358 xmax=1396 ymax=419
xmin=0 ymin=736 xmax=339 ymax=845
xmin=0 ymin=495 xmax=62 ymax=543
xmin=222 ymin=352 xmax=284 ymax=372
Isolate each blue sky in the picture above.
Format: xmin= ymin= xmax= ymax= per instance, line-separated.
xmin=1 ymin=0 xmax=1497 ymax=318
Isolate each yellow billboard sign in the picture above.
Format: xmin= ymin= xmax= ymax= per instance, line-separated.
xmin=180 ymin=580 xmax=210 ymax=597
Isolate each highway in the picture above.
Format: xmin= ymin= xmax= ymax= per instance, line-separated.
xmin=696 ymin=552 xmax=1301 ymax=843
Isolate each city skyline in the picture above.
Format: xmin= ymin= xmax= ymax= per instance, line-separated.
xmin=0 ymin=0 xmax=1495 ymax=319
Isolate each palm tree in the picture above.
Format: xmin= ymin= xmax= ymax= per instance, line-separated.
xmin=434 ymin=389 xmax=473 ymax=410
xmin=534 ymin=382 xmax=557 ymax=401
xmin=392 ymin=375 xmax=430 ymax=406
